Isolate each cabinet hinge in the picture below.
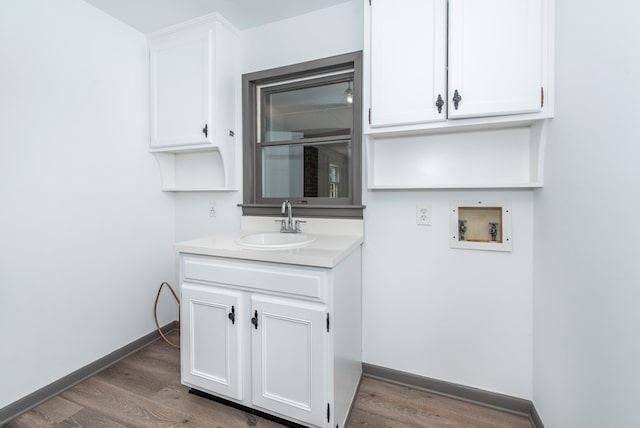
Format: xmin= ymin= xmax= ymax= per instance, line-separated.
xmin=326 ymin=313 xmax=330 ymax=332
xmin=327 ymin=403 xmax=331 ymax=422
xmin=368 ymin=108 xmax=371 ymax=124
xmin=541 ymin=87 xmax=544 ymax=108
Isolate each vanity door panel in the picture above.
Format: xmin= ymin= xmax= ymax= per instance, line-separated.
xmin=181 ymin=283 xmax=243 ymax=400
xmin=250 ymin=295 xmax=328 ymax=427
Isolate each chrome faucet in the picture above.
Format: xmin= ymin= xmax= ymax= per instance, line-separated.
xmin=278 ymin=200 xmax=304 ymax=233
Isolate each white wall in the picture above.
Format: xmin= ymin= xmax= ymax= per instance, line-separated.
xmin=0 ymin=0 xmax=175 ymax=409
xmin=532 ymin=1 xmax=640 ymax=426
xmin=240 ymin=0 xmax=363 ymax=73
xmin=362 ymin=189 xmax=534 ymax=398
xmin=175 ymin=0 xmax=534 ymax=399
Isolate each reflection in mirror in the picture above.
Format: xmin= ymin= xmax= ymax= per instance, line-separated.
xmin=262 ymin=141 xmax=351 ymax=199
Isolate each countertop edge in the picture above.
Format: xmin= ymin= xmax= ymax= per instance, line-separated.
xmin=174 ymin=234 xmax=363 ymax=268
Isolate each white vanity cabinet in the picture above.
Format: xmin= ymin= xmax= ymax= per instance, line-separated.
xmin=148 ymin=13 xmax=238 ymax=191
xmin=179 ymin=251 xmax=362 ymax=428
xmin=367 ymin=0 xmax=550 ymax=129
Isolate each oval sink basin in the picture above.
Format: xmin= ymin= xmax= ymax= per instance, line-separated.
xmin=236 ymin=232 xmax=316 ymax=249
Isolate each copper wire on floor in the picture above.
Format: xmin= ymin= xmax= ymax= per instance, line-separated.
xmin=154 ymin=281 xmax=180 ymax=348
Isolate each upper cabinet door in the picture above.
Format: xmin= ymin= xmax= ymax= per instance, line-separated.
xmin=369 ymin=0 xmax=447 ymax=128
xmin=149 ymin=26 xmax=212 ymax=149
xmin=448 ymin=0 xmax=542 ymax=119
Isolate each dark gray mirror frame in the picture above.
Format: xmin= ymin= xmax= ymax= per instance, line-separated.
xmin=241 ymin=51 xmax=364 ymax=219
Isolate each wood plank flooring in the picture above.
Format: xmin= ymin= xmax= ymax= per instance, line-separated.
xmin=7 ymin=331 xmax=532 ymax=427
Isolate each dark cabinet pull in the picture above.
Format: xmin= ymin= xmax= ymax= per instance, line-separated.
xmin=251 ymin=310 xmax=259 ymax=329
xmin=452 ymin=90 xmax=462 ymax=110
xmin=202 ymin=123 xmax=208 ymax=137
xmin=228 ymin=305 xmax=235 ymax=324
xmin=436 ymin=94 xmax=444 ymax=114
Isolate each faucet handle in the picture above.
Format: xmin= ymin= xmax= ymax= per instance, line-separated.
xmin=275 ymin=219 xmax=287 ymax=232
xmin=293 ymin=219 xmax=306 ymax=232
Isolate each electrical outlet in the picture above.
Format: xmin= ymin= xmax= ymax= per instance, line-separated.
xmin=416 ymin=205 xmax=432 ymax=225
xmin=208 ymin=203 xmax=216 ymax=218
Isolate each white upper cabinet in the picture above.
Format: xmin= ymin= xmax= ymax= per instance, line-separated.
xmin=364 ymin=0 xmax=553 ymax=189
xmin=369 ymin=0 xmax=447 ymax=127
xmin=150 ymin=26 xmax=212 ymax=148
xmin=148 ymin=13 xmax=239 ymax=191
xmin=149 ymin=14 xmax=237 ymax=150
xmin=366 ymin=0 xmax=551 ymax=132
xmin=448 ymin=0 xmax=542 ymax=119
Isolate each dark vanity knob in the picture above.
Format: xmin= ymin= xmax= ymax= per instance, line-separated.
xmin=228 ymin=305 xmax=235 ymax=324
xmin=251 ymin=310 xmax=259 ymax=329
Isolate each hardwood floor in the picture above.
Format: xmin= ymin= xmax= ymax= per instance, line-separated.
xmin=7 ymin=331 xmax=532 ymax=427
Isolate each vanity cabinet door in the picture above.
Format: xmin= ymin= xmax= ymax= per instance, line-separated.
xmin=181 ymin=284 xmax=243 ymax=400
xmin=447 ymin=0 xmax=542 ymax=119
xmin=250 ymin=295 xmax=328 ymax=427
xmin=369 ymin=0 xmax=447 ymax=128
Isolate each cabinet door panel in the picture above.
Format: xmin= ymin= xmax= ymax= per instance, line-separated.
xmin=448 ymin=0 xmax=542 ymax=118
xmin=251 ymin=296 xmax=327 ymax=427
xmin=369 ymin=0 xmax=447 ymax=127
xmin=181 ymin=284 xmax=242 ymax=400
xmin=150 ymin=27 xmax=212 ymax=148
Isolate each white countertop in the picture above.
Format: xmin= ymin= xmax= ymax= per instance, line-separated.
xmin=175 ymin=217 xmax=364 ymax=268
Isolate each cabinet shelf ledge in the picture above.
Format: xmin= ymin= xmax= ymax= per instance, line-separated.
xmin=368 ymin=183 xmax=543 ymax=190
xmin=153 ymin=151 xmax=236 ymax=193
xmin=366 ymin=115 xmax=551 ymax=139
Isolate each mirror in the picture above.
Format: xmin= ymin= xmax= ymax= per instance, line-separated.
xmin=261 ymin=140 xmax=351 ymax=198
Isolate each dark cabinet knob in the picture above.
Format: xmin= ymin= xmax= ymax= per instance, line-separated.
xmin=228 ymin=305 xmax=235 ymax=324
xmin=436 ymin=94 xmax=444 ymax=114
xmin=251 ymin=310 xmax=258 ymax=329
xmin=452 ymin=90 xmax=462 ymax=110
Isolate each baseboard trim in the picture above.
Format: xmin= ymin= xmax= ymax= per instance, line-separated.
xmin=529 ymin=401 xmax=545 ymax=428
xmin=0 ymin=321 xmax=179 ymax=426
xmin=362 ymin=363 xmax=544 ymax=428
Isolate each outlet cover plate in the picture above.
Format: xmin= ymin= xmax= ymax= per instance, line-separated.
xmin=416 ymin=205 xmax=432 ymax=225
